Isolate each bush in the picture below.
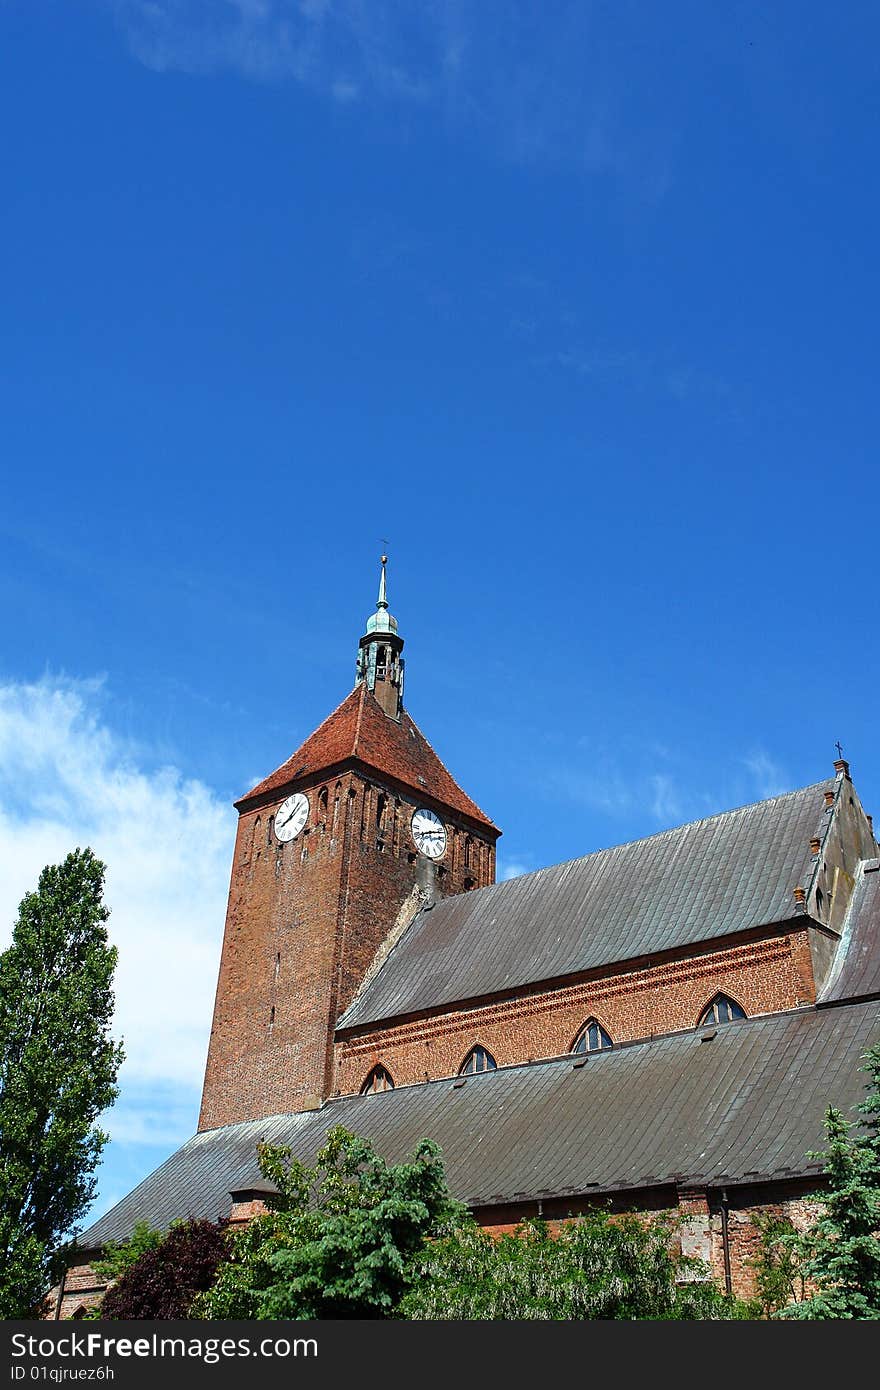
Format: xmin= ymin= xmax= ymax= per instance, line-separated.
xmin=100 ymin=1219 xmax=228 ymax=1319
xmin=399 ymin=1210 xmax=753 ymax=1320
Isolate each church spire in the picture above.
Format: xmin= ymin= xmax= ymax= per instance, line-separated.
xmin=356 ymin=555 xmax=405 ymax=718
xmin=377 ymin=554 xmax=388 ymax=611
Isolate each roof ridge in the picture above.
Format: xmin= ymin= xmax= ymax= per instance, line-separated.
xmin=401 ymin=707 xmax=495 ymax=827
xmin=351 ymin=681 xmax=367 ymax=755
xmin=487 ymin=778 xmax=836 ymax=891
xmin=235 ymin=685 xmax=363 ymax=805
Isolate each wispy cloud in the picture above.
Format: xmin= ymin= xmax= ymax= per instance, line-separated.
xmin=648 ymin=773 xmax=681 ymax=824
xmin=111 ymin=0 xmax=448 ymax=99
xmin=0 ymin=675 xmax=234 ymax=1208
xmin=550 ymin=744 xmax=796 ymax=836
xmin=532 ymin=344 xmax=735 ymax=406
xmin=741 ymin=749 xmax=789 ymax=799
xmin=496 ymin=853 xmax=534 ymax=883
xmin=107 ymin=1 xmax=674 ymax=187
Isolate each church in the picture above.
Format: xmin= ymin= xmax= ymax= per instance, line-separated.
xmin=59 ymin=560 xmax=880 ymax=1312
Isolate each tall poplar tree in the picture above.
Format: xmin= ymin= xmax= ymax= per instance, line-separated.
xmin=0 ymin=849 xmax=123 ymax=1317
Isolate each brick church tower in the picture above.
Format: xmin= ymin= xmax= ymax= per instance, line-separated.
xmin=198 ymin=559 xmax=500 ymax=1130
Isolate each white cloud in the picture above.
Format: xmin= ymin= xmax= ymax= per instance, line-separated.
xmin=496 ymin=854 xmax=532 ymax=883
xmin=552 ymin=746 xmax=796 ymax=833
xmin=0 ymin=676 xmax=234 ymax=1103
xmin=106 ymin=1 xmax=670 ymax=185
xmin=741 ymin=750 xmax=789 ymax=800
xmin=648 ymin=773 xmax=681 ymax=825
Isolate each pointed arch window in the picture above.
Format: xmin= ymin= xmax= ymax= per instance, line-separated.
xmin=459 ymin=1046 xmax=497 ymax=1075
xmin=699 ymin=994 xmax=747 ymax=1026
xmin=572 ymin=1018 xmax=613 ymax=1054
xmin=360 ymin=1065 xmax=394 ymax=1094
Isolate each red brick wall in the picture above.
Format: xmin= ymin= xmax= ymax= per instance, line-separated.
xmin=199 ymin=779 xmax=351 ymax=1128
xmin=707 ymin=1194 xmax=822 ymax=1301
xmin=199 ymin=768 xmax=496 ymax=1129
xmin=334 ymin=927 xmax=817 ymax=1095
xmin=43 ymin=1262 xmax=107 ymax=1320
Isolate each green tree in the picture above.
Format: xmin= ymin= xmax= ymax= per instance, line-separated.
xmin=781 ymin=1102 xmax=880 ymax=1320
xmin=195 ymin=1125 xmax=461 ymax=1319
xmin=400 ymin=1210 xmax=751 ymax=1320
xmin=0 ymin=849 xmax=123 ymax=1317
xmin=856 ymin=1041 xmax=880 ymax=1177
xmin=94 ymin=1221 xmax=163 ymax=1284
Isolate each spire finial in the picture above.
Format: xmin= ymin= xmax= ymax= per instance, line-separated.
xmin=377 ymin=554 xmax=388 ymax=610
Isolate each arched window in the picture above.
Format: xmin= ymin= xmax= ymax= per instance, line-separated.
xmin=360 ymin=1065 xmax=394 ymax=1094
xmin=459 ymin=1045 xmax=497 ymax=1075
xmin=572 ymin=1018 xmax=613 ymax=1053
xmin=699 ymin=994 xmax=747 ymax=1026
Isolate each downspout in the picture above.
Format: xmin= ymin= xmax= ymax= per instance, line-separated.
xmin=53 ymin=1266 xmax=67 ymax=1320
xmin=720 ymin=1190 xmax=732 ymax=1296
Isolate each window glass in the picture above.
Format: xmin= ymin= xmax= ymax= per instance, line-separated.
xmin=460 ymin=1046 xmax=497 ymax=1074
xmin=573 ymin=1019 xmax=612 ymax=1053
xmin=699 ymin=995 xmax=746 ymax=1026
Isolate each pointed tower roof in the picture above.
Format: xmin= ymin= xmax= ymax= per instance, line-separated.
xmin=236 ymin=683 xmax=498 ymax=831
xmin=364 ymin=554 xmax=398 ymax=636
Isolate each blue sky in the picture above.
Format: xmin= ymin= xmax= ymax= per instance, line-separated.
xmin=1 ymin=1 xmax=879 ymax=1229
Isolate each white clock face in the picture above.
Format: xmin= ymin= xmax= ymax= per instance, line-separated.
xmin=274 ymin=792 xmax=309 ymax=843
xmin=412 ymin=807 xmax=447 ymax=860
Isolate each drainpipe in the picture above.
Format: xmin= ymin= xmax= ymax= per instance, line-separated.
xmin=720 ymin=1190 xmax=732 ymax=1296
xmin=53 ymin=1266 xmax=67 ymax=1320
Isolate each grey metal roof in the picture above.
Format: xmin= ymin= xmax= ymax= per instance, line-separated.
xmin=80 ymin=997 xmax=880 ymax=1247
xmin=819 ymin=860 xmax=880 ymax=1005
xmin=339 ymin=781 xmax=833 ymax=1030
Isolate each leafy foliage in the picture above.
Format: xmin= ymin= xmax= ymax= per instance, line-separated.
xmin=746 ymin=1212 xmax=804 ymax=1317
xmin=0 ymin=849 xmax=123 ymax=1318
xmin=399 ymin=1209 xmax=751 ymax=1320
xmin=195 ymin=1125 xmax=461 ymax=1319
xmin=94 ymin=1221 xmax=163 ymax=1283
xmin=101 ymin=1219 xmax=229 ymax=1319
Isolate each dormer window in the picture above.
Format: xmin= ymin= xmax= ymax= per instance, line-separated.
xmin=569 ymin=1023 xmax=611 ymax=1050
xmin=572 ymin=1018 xmax=613 ymax=1053
xmin=459 ymin=1046 xmax=496 ymax=1075
xmin=360 ymin=1065 xmax=394 ymax=1094
xmin=699 ymin=994 xmax=746 ymax=1026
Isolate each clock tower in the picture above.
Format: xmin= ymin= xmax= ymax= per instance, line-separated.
xmin=198 ymin=560 xmax=500 ymax=1130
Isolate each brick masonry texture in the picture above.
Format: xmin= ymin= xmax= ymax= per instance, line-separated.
xmin=199 ymin=765 xmax=495 ymax=1130
xmin=334 ymin=927 xmax=818 ymax=1095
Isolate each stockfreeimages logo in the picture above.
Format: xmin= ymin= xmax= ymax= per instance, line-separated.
xmin=10 ymin=1332 xmax=317 ymax=1368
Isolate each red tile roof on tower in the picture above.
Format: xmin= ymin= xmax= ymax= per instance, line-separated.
xmin=236 ymin=683 xmax=497 ymax=831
